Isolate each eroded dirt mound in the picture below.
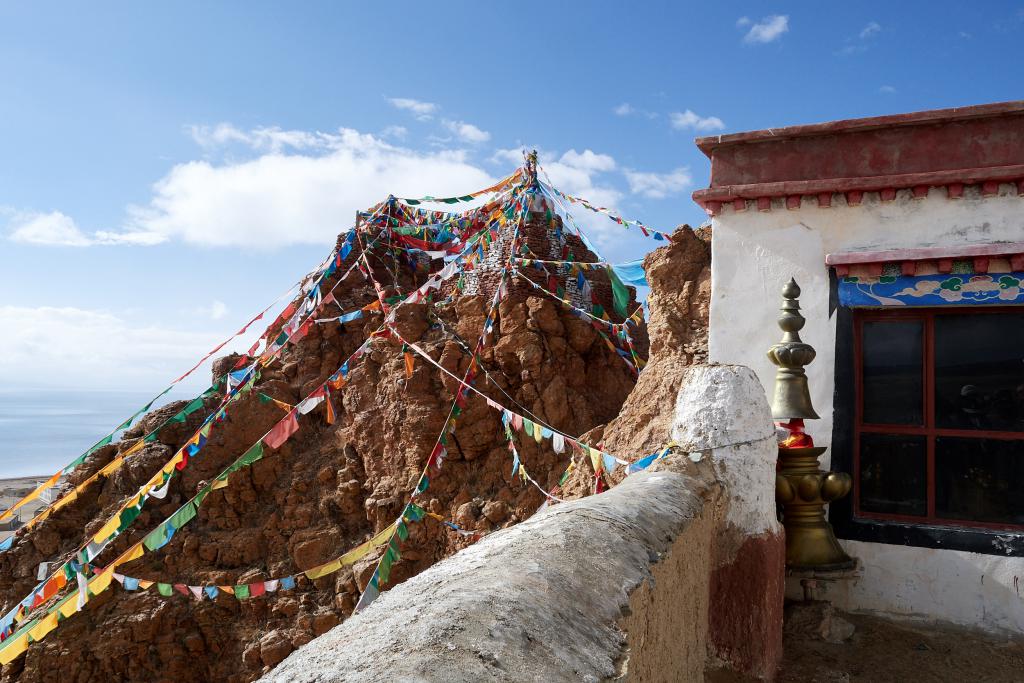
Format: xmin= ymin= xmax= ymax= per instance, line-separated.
xmin=584 ymin=225 xmax=711 ymax=459
xmin=0 ymin=215 xmax=708 ymax=682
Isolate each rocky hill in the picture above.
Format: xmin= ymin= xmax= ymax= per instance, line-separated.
xmin=0 ymin=180 xmax=709 ymax=682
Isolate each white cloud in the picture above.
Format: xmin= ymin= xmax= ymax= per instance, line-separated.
xmin=624 ymin=167 xmax=692 ymax=199
xmin=8 ymin=211 xmax=92 ymax=247
xmin=125 ymin=127 xmax=496 ymax=248
xmin=836 ymin=44 xmax=867 ymax=56
xmin=743 ymin=15 xmax=789 ymax=44
xmin=380 ymin=125 xmax=408 ymax=140
xmin=612 ymin=102 xmax=658 ymax=119
xmin=0 ymin=306 xmax=225 ymax=390
xmin=559 ymin=149 xmax=616 ymax=173
xmin=859 ymin=21 xmax=881 ymax=39
xmin=194 ymin=300 xmax=228 ymax=320
xmin=879 ymin=85 xmax=897 ymax=94
xmin=490 ymin=148 xmax=529 ymax=166
xmin=442 ymin=120 xmax=491 ymax=143
xmin=837 ymin=20 xmax=882 ymax=55
xmin=6 ymin=211 xmax=166 ymax=247
xmin=736 ymin=16 xmax=751 ymax=27
xmin=190 ymin=124 xmax=335 ymax=153
xmin=387 ymin=97 xmax=439 ymax=121
xmin=669 ymin=109 xmax=726 ymax=132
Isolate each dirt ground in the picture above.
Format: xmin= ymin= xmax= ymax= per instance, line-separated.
xmin=778 ymin=608 xmax=1024 ymax=683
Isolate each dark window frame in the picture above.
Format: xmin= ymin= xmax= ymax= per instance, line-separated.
xmin=830 ymin=296 xmax=1024 ymax=556
xmin=853 ymin=307 xmax=1024 ymax=531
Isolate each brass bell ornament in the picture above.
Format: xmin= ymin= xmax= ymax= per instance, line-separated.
xmin=769 ymin=279 xmax=854 ymax=571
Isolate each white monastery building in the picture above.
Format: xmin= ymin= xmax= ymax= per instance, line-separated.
xmin=694 ymin=101 xmax=1024 ymax=631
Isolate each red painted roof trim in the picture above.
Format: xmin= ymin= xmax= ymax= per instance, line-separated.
xmin=692 ymin=164 xmax=1024 ymax=207
xmin=695 ymin=101 xmax=1024 ymax=158
xmin=826 ymin=242 xmax=1024 ymax=266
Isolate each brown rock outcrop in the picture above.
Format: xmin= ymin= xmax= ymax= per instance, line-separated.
xmin=0 ymin=210 xmax=694 ymax=682
xmin=584 ymin=225 xmax=711 ymax=460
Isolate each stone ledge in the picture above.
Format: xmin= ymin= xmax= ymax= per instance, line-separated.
xmin=259 ymin=457 xmax=720 ymax=683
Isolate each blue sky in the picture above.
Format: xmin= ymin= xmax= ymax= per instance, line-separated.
xmin=1 ymin=1 xmax=1022 ymax=393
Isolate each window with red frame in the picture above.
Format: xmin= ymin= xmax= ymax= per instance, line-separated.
xmin=854 ymin=308 xmax=1024 ymax=530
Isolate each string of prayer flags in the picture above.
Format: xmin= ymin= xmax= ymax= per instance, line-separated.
xmin=355 ymin=264 xmax=516 ymax=614
xmin=112 ymin=520 xmax=400 ymax=599
xmin=399 ymin=170 xmax=521 ymax=206
xmin=0 ymin=367 xmax=259 ymax=639
xmin=539 ymin=181 xmax=670 ymax=241
xmin=0 ymin=161 xmax=661 ymax=667
xmin=0 ymin=337 xmax=381 ymax=654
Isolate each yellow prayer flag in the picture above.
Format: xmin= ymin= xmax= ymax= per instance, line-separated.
xmin=0 ymin=472 xmax=61 ymax=523
xmin=120 ymin=543 xmax=145 ymax=564
xmin=28 ymin=612 xmax=58 ymax=642
xmin=93 ymin=515 xmax=121 ymax=544
xmin=589 ymin=447 xmax=602 ymax=472
xmin=122 ymin=440 xmax=146 ymax=457
xmin=303 ymin=522 xmax=398 ymax=580
xmin=58 ymin=597 xmax=79 ymax=618
xmin=98 ymin=456 xmax=124 ymax=477
xmin=88 ymin=569 xmax=114 ymax=595
xmin=0 ymin=632 xmax=29 ymax=665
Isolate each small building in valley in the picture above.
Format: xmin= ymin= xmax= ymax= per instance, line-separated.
xmin=694 ymin=101 xmax=1024 ymax=631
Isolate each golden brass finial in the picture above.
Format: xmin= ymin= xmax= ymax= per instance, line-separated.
xmin=767 ymin=278 xmax=820 ymax=420
xmin=770 ymin=278 xmax=854 ymax=571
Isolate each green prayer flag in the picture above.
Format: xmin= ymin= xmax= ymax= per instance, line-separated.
xmin=86 ymin=435 xmax=115 ymax=457
xmin=225 ymin=443 xmax=264 ymax=477
xmin=183 ymin=397 xmax=205 ymax=415
xmin=404 ymin=503 xmax=426 ymax=523
xmin=168 ymin=501 xmax=197 ymax=530
xmin=396 ymin=521 xmax=409 ymax=542
xmin=607 ymin=267 xmax=630 ymax=318
xmin=234 ymin=584 xmax=250 ymax=599
xmin=194 ymin=486 xmax=211 ymax=507
xmin=378 ymin=555 xmax=393 ymax=584
xmin=118 ymin=505 xmax=142 ymax=531
xmin=157 ymin=583 xmax=173 ymax=596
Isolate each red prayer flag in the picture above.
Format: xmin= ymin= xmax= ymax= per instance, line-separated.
xmin=249 ymin=582 xmax=266 ymax=598
xmin=264 ymin=410 xmax=300 ymax=450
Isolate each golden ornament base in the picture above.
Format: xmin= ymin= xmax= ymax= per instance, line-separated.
xmin=776 ymin=446 xmax=855 ymax=571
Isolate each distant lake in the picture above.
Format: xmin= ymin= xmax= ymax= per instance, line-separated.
xmin=0 ymin=388 xmax=193 ymax=478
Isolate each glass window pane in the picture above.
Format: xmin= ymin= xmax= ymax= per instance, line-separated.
xmin=935 ymin=313 xmax=1024 ymax=432
xmin=861 ymin=320 xmax=923 ymax=425
xmin=859 ymin=433 xmax=927 ymax=517
xmin=936 ymin=437 xmax=1024 ymax=525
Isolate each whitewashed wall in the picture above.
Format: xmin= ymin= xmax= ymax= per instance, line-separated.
xmin=788 ymin=541 xmax=1024 ymax=633
xmin=708 ymin=184 xmax=1024 ymax=630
